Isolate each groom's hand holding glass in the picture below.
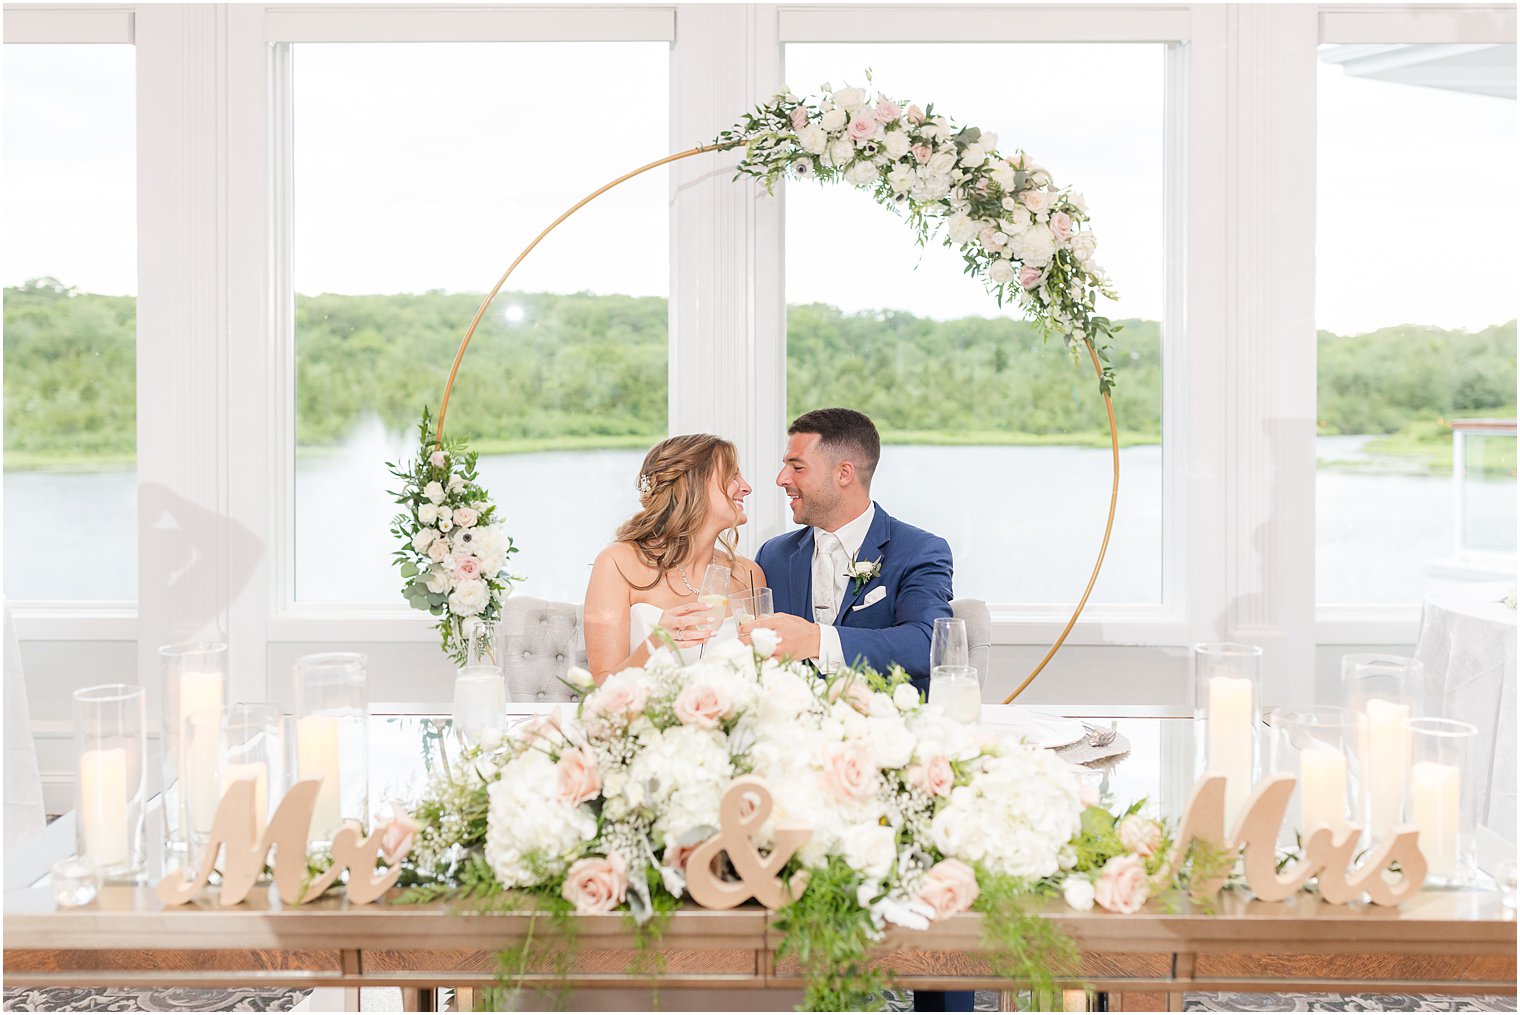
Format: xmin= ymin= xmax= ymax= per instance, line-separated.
xmin=739 ymin=612 xmax=819 ymax=659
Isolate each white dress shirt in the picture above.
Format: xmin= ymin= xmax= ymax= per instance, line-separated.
xmin=813 ymin=503 xmax=876 ymax=674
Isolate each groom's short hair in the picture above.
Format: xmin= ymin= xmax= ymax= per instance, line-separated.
xmin=789 ymin=408 xmax=881 ymax=487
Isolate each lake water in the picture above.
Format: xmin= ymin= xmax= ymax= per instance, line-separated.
xmin=5 ymin=433 xmax=1513 ymax=605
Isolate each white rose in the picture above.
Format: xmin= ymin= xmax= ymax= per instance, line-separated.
xmin=833 ymin=86 xmax=865 ymax=111
xmin=842 ymin=824 xmax=896 ymax=880
xmin=980 ymin=131 xmax=998 ymax=152
xmin=1063 ymin=876 xmax=1095 ymax=911
xmin=911 ymin=174 xmax=951 ymax=202
xmin=989 ymin=160 xmax=1016 ymax=190
xmin=447 ymin=474 xmax=465 ymax=493
xmin=827 ymin=139 xmax=854 ymax=168
xmin=927 ymin=151 xmax=957 ymax=176
xmin=892 ymin=683 xmax=921 ymax=711
xmin=819 ymin=108 xmax=846 ymax=132
xmin=796 ymin=124 xmax=827 ymax=155
xmin=411 ymin=528 xmax=436 ymax=552
xmin=886 ymin=164 xmax=916 ymax=194
xmin=1010 ymin=226 xmax=1056 ymax=268
xmin=883 ymin=130 xmax=910 ymax=159
xmin=844 ymin=161 xmax=877 ymax=186
xmin=424 ymin=481 xmax=446 ymax=504
xmin=750 ymin=627 xmax=782 ymax=657
xmin=1070 ymin=191 xmax=1089 ymax=214
xmin=1070 ymin=231 xmax=1098 ymax=263
xmin=987 ymin=259 xmax=1016 ymax=285
xmin=425 ymin=568 xmax=450 ymax=594
xmin=946 ymin=211 xmax=977 ymax=245
xmin=448 ymin=578 xmax=489 ymax=616
xmin=1020 ymin=188 xmax=1050 ymax=215
xmin=417 ymin=503 xmax=438 ymax=526
xmin=960 ymin=143 xmax=986 ymax=168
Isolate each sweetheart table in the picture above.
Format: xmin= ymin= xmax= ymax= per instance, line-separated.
xmin=5 ymin=707 xmax=1515 ymax=1012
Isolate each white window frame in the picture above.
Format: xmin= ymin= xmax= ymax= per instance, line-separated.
xmin=1312 ymin=3 xmax=1518 ymax=648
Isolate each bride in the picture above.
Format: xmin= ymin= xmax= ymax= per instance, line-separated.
xmin=583 ymin=434 xmax=768 ymax=683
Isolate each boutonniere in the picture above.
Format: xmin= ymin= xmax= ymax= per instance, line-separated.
xmin=843 ymin=555 xmax=883 ymax=593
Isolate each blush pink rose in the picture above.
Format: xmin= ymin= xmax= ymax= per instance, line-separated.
xmin=663 ymin=840 xmax=700 ymax=872
xmin=674 ymin=682 xmax=731 ymax=728
xmin=561 ymin=853 xmax=628 ymax=914
xmin=822 ymin=743 xmax=879 ymax=802
xmin=1117 ymin=815 xmax=1163 ymax=858
xmin=847 ymin=113 xmax=878 ymax=142
xmin=1020 ymin=189 xmax=1050 ymax=214
xmin=591 ymin=673 xmax=649 ymax=717
xmin=917 ymin=859 xmax=979 ymax=920
xmin=1094 ymin=854 xmax=1150 ymax=914
xmin=1019 ymin=266 xmax=1044 ymax=289
xmin=790 ymin=106 xmax=808 ymax=130
xmin=556 ymin=745 xmax=601 ymax=806
xmin=828 ymin=679 xmax=873 ymax=715
xmin=379 ymin=802 xmax=421 ymax=864
xmin=452 ymin=506 xmax=479 ymax=528
xmin=979 ymin=226 xmax=1005 ymax=252
xmin=429 ymin=450 xmax=447 ymax=469
xmin=905 ymin=104 xmax=925 ymax=125
xmin=911 ymin=144 xmax=932 ymax=164
xmin=906 ymin=753 xmax=955 ymax=797
xmin=873 ymin=98 xmax=901 ymax=124
xmin=1049 ymin=211 xmax=1074 ymax=242
xmin=427 ymin=539 xmax=451 ymax=563
xmin=519 ymin=709 xmax=564 ymax=747
xmin=453 ymin=555 xmax=482 ymax=581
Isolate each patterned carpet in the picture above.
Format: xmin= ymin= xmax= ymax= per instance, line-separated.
xmin=5 ymin=988 xmax=1513 ymax=1011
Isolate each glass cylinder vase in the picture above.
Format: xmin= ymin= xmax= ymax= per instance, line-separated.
xmin=1407 ymin=717 xmax=1478 ymax=886
xmin=1342 ymin=654 xmax=1421 ymax=841
xmin=293 ymin=652 xmax=368 ymax=844
xmin=452 ymin=665 xmax=505 ymax=746
xmin=73 ymin=683 xmax=148 ymax=881
xmin=183 ymin=703 xmax=284 ymax=862
xmin=1266 ymin=706 xmax=1352 ymax=839
xmin=1193 ymin=643 xmax=1262 ymax=829
xmin=159 ymin=641 xmax=227 ymax=856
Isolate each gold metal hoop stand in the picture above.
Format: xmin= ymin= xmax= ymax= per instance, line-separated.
xmin=434 ymin=142 xmax=1119 ymax=703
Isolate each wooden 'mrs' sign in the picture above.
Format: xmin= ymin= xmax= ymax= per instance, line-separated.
xmin=156 ymin=777 xmax=407 ymax=906
xmin=1168 ymin=774 xmax=1427 ymax=906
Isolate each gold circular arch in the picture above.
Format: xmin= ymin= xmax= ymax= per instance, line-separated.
xmin=433 ymin=142 xmax=1119 ymax=703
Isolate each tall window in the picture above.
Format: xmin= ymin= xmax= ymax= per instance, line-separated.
xmin=289 ymin=42 xmax=669 ymax=604
xmin=3 ymin=44 xmax=137 ymax=601
xmin=1316 ymin=44 xmax=1517 ymax=605
xmin=784 ymin=44 xmax=1166 ymax=605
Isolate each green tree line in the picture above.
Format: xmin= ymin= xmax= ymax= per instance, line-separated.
xmin=4 ymin=277 xmax=1514 ymax=467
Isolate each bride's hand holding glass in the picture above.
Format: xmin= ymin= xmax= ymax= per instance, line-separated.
xmin=653 ymin=602 xmax=719 ymax=648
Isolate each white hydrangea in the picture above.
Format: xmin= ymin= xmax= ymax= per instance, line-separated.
xmin=484 ymin=751 xmax=597 ymax=887
xmin=929 ymin=742 xmax=1082 ymax=880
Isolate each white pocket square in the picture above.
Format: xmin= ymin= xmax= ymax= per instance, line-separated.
xmin=853 ymin=586 xmax=887 ymax=611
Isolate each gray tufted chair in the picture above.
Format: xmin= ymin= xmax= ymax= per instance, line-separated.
xmin=951 ymin=598 xmax=992 ymax=685
xmin=500 ymin=597 xmax=586 ymax=703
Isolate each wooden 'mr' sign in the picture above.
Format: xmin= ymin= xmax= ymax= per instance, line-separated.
xmin=1169 ymin=775 xmax=1427 ymax=905
xmin=156 ymin=778 xmax=407 ymax=906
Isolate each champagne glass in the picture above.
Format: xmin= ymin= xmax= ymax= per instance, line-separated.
xmin=931 ymin=617 xmax=969 ymax=671
xmin=731 ymin=587 xmax=774 ymax=626
xmin=697 ymin=563 xmax=732 ymax=632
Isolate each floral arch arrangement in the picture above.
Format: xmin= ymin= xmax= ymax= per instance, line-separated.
xmin=395 ymin=77 xmax=1122 ymax=697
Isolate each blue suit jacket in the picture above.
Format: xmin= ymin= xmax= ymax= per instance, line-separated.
xmin=757 ymin=504 xmax=953 ymax=683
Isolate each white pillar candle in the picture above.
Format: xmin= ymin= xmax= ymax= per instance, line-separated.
xmin=1363 ymin=697 xmax=1409 ymax=839
xmin=1207 ymin=676 xmax=1255 ymax=825
xmin=1299 ymin=745 xmax=1348 ymax=835
xmin=220 ymin=761 xmax=270 ymax=833
xmin=79 ymin=748 xmax=128 ymax=866
xmin=297 ymin=714 xmax=342 ymax=839
xmin=452 ymin=672 xmax=505 ymax=740
xmin=178 ymin=670 xmax=224 ymax=833
xmin=1410 ymin=760 xmax=1461 ymax=877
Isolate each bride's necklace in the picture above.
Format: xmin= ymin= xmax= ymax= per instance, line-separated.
xmin=674 ymin=565 xmax=701 ymax=596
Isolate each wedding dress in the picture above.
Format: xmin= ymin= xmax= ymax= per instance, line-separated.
xmin=628 ymin=601 xmax=738 ymax=651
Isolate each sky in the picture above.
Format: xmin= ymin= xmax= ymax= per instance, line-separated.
xmin=4 ymin=41 xmax=1516 ymax=334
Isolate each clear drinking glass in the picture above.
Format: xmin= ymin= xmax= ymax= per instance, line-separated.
xmin=293 ymin=652 xmax=369 ymax=843
xmin=929 ymin=664 xmax=981 ymax=723
xmin=1342 ymin=654 xmax=1421 ymax=841
xmin=930 ymin=617 xmax=969 ymax=671
xmin=697 ymin=563 xmax=732 ymax=632
xmin=731 ymin=587 xmax=774 ymax=625
xmin=1192 ymin=643 xmax=1262 ymax=829
xmin=72 ymin=683 xmax=148 ymax=881
xmin=452 ymin=665 xmax=506 ymax=746
xmin=159 ymin=641 xmax=227 ymax=857
xmin=1407 ymin=717 xmax=1478 ymax=886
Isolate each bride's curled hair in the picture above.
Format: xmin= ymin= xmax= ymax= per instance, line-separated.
xmin=616 ymin=434 xmax=740 ymax=582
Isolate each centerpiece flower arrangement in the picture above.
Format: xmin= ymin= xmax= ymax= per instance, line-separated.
xmin=389 ymin=408 xmax=520 ymax=665
xmin=398 ymin=636 xmax=1185 ymax=1010
xmin=715 ymin=76 xmax=1120 ymax=394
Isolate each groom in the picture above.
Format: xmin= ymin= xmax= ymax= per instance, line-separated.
xmin=749 ymin=407 xmax=953 ymax=695
xmin=748 ymin=408 xmax=969 ymax=1012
